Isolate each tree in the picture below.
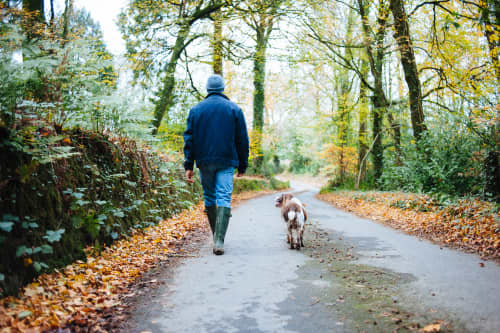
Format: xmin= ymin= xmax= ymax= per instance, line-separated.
xmin=410 ymin=0 xmax=499 ymax=200
xmin=211 ymin=9 xmax=223 ymax=75
xmin=479 ymin=0 xmax=500 ymax=86
xmin=22 ymin=0 xmax=45 ymax=41
xmin=120 ymin=0 xmax=226 ymax=135
xmin=476 ymin=0 xmax=499 ymax=200
xmin=357 ymin=57 xmax=369 ymax=185
xmin=62 ymin=0 xmax=73 ymax=44
xmin=336 ymin=6 xmax=356 ymax=183
xmin=233 ymin=0 xmax=289 ymax=171
xmin=302 ymin=0 xmax=395 ymax=184
xmin=389 ymin=0 xmax=426 ymax=141
xmin=357 ymin=0 xmax=390 ymax=183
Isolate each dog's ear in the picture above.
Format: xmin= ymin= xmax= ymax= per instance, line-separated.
xmin=274 ymin=195 xmax=283 ymax=207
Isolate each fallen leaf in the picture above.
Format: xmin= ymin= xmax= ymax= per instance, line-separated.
xmin=0 ymin=191 xmax=269 ymax=331
xmin=17 ymin=310 xmax=32 ymax=319
xmin=422 ymin=323 xmax=441 ymax=332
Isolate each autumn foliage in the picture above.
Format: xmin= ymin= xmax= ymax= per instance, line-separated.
xmin=0 ymin=182 xmax=284 ymax=332
xmin=0 ymin=204 xmax=207 ymax=332
xmin=318 ymin=191 xmax=500 ymax=260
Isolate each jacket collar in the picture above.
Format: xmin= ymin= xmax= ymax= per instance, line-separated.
xmin=205 ymin=92 xmax=229 ymax=100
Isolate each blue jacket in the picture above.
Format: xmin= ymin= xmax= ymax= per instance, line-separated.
xmin=183 ymin=92 xmax=249 ymax=173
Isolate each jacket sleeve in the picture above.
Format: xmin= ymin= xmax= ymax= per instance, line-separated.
xmin=235 ymin=108 xmax=249 ymax=174
xmin=183 ymin=110 xmax=194 ymax=171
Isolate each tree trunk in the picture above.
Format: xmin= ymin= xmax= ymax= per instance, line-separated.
xmin=386 ymin=111 xmax=402 ymax=165
xmin=480 ymin=0 xmax=500 ymax=86
xmin=371 ymin=100 xmax=384 ymax=182
xmin=212 ymin=9 xmax=223 ymax=76
xmin=336 ymin=6 xmax=355 ymax=183
xmin=358 ymin=59 xmax=369 ymax=183
xmin=152 ymin=24 xmax=190 ymax=134
xmin=62 ymin=0 xmax=73 ymax=44
xmin=49 ymin=0 xmax=55 ymax=27
xmin=357 ymin=0 xmax=389 ymax=184
xmin=149 ymin=2 xmax=223 ymax=134
xmin=251 ymin=27 xmax=267 ymax=171
xmin=337 ymin=78 xmax=350 ymax=183
xmin=483 ymin=150 xmax=500 ymax=202
xmin=371 ymin=62 xmax=388 ymax=182
xmin=389 ymin=0 xmax=426 ymax=141
xmin=479 ymin=1 xmax=500 ymax=201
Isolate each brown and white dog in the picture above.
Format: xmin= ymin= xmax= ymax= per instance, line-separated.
xmin=274 ymin=193 xmax=307 ymax=250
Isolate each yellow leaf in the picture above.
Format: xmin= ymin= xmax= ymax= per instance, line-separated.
xmin=23 ymin=257 xmax=33 ymax=266
xmin=422 ymin=323 xmax=441 ymax=332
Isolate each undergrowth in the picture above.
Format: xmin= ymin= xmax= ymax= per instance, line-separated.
xmin=0 ymin=126 xmax=203 ymax=296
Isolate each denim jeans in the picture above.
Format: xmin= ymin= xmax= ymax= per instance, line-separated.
xmin=198 ymin=164 xmax=234 ymax=208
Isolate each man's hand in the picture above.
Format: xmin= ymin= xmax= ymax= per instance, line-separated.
xmin=185 ymin=170 xmax=194 ymax=183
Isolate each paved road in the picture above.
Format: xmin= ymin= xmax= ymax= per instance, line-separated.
xmin=126 ymin=182 xmax=500 ymax=332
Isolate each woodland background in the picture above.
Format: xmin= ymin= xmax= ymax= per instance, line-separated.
xmin=0 ymin=0 xmax=499 ymax=296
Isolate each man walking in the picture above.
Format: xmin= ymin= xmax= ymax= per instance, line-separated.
xmin=183 ymin=74 xmax=249 ymax=255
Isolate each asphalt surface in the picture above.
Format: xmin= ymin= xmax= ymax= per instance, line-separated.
xmin=125 ymin=182 xmax=500 ymax=332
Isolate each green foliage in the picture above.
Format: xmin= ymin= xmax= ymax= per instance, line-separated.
xmin=0 ymin=8 xmax=142 ymax=137
xmin=233 ymin=177 xmax=289 ymax=194
xmin=379 ymin=128 xmax=484 ymax=196
xmin=0 ymin=129 xmax=203 ymax=297
xmin=286 ymin=132 xmax=320 ymax=175
xmin=269 ymin=177 xmax=290 ymax=191
xmin=0 ymin=223 xmax=14 ymax=233
xmin=43 ymin=229 xmax=65 ymax=243
xmin=157 ymin=123 xmax=187 ymax=152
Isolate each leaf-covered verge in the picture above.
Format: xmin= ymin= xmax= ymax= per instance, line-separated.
xmin=0 ymin=126 xmax=204 ymax=297
xmin=317 ymin=191 xmax=500 ymax=261
xmin=0 ymin=187 xmax=281 ymax=332
xmin=0 ymin=203 xmax=205 ymax=332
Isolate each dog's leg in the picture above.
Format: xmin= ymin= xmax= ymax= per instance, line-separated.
xmin=292 ymin=228 xmax=300 ymax=250
xmin=286 ymin=223 xmax=292 ymax=245
xmin=296 ymin=229 xmax=301 ymax=251
xmin=300 ymin=227 xmax=305 ymax=247
xmin=288 ymin=226 xmax=294 ymax=249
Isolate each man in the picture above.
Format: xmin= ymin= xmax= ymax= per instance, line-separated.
xmin=183 ymin=74 xmax=249 ymax=255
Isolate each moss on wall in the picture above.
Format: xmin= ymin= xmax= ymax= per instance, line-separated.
xmin=0 ymin=128 xmax=202 ymax=296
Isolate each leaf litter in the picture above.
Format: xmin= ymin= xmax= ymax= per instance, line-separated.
xmin=0 ymin=203 xmax=208 ymax=332
xmin=0 ymin=188 xmax=278 ymax=332
xmin=317 ymin=191 xmax=500 ymax=261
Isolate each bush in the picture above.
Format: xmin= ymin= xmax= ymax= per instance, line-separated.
xmin=233 ymin=177 xmax=289 ymax=194
xmin=379 ymin=129 xmax=483 ymax=196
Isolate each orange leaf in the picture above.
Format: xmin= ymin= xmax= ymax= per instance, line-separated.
xmin=422 ymin=323 xmax=441 ymax=332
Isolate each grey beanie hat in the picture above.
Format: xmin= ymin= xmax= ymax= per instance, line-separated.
xmin=206 ymin=74 xmax=225 ymax=93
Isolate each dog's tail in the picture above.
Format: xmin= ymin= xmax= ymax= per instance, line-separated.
xmin=287 ymin=211 xmax=296 ymax=221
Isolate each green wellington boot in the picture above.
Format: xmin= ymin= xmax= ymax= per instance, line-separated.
xmin=213 ymin=206 xmax=231 ymax=255
xmin=204 ymin=206 xmax=217 ymax=236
